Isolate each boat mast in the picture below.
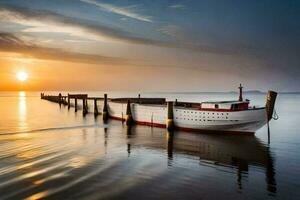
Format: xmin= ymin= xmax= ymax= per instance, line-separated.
xmin=238 ymin=84 xmax=243 ymax=101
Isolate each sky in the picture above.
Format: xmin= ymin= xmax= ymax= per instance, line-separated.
xmin=0 ymin=0 xmax=299 ymax=92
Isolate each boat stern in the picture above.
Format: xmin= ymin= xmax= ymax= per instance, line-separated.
xmin=266 ymin=91 xmax=278 ymax=121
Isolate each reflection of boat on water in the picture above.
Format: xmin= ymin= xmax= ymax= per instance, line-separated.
xmin=120 ymin=125 xmax=276 ymax=193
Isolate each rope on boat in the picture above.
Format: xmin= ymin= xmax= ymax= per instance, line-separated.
xmin=273 ymin=109 xmax=279 ymax=120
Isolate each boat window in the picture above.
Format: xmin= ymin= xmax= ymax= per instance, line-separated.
xmin=231 ymin=104 xmax=239 ymax=110
xmin=215 ymin=104 xmax=219 ymax=109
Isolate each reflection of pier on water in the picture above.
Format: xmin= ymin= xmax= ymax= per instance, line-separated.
xmin=105 ymin=122 xmax=276 ymax=194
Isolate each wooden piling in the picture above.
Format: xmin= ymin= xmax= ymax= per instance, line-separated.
xmin=82 ymin=98 xmax=88 ymax=116
xmin=125 ymin=99 xmax=133 ymax=126
xmin=94 ymin=99 xmax=99 ymax=116
xmin=103 ymin=94 xmax=109 ymax=121
xmin=75 ymin=98 xmax=78 ymax=112
xmin=166 ymin=101 xmax=174 ymax=130
xmin=59 ymin=93 xmax=62 ymax=105
xmin=67 ymin=94 xmax=70 ymax=109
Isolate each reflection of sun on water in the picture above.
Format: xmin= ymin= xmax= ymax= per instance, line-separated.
xmin=19 ymin=91 xmax=26 ymax=97
xmin=24 ymin=191 xmax=49 ymax=200
xmin=18 ymin=91 xmax=28 ymax=131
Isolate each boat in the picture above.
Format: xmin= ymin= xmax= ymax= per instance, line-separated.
xmin=100 ymin=85 xmax=277 ymax=135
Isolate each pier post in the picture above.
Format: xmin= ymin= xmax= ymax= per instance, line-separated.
xmin=86 ymin=99 xmax=88 ymax=112
xmin=266 ymin=91 xmax=278 ymax=121
xmin=82 ymin=98 xmax=88 ymax=116
xmin=125 ymin=99 xmax=133 ymax=126
xmin=103 ymin=94 xmax=109 ymax=121
xmin=86 ymin=99 xmax=89 ymax=110
xmin=94 ymin=99 xmax=99 ymax=116
xmin=166 ymin=101 xmax=174 ymax=130
xmin=67 ymin=94 xmax=70 ymax=109
xmin=75 ymin=98 xmax=78 ymax=112
xmin=59 ymin=93 xmax=62 ymax=105
xmin=41 ymin=93 xmax=44 ymax=99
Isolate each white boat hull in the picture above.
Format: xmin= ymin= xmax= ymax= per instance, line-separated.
xmin=97 ymin=101 xmax=268 ymax=134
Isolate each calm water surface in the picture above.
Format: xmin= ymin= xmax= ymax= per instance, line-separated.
xmin=0 ymin=91 xmax=299 ymax=200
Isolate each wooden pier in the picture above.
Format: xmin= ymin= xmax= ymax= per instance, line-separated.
xmin=41 ymin=93 xmax=106 ymax=116
xmin=40 ymin=93 xmax=168 ymax=121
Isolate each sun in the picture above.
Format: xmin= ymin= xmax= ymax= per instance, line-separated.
xmin=17 ymin=71 xmax=28 ymax=82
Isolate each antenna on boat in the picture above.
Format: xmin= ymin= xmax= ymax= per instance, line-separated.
xmin=238 ymin=84 xmax=243 ymax=101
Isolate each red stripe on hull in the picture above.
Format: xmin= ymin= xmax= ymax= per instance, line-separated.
xmin=108 ymin=115 xmax=254 ymax=135
xmin=135 ymin=121 xmax=166 ymax=128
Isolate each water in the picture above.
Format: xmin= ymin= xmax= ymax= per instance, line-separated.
xmin=0 ymin=91 xmax=299 ymax=200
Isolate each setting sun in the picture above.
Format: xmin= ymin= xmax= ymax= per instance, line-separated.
xmin=17 ymin=71 xmax=28 ymax=82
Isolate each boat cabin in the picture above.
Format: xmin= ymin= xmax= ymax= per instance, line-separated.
xmin=200 ymin=101 xmax=250 ymax=111
xmin=197 ymin=83 xmax=250 ymax=111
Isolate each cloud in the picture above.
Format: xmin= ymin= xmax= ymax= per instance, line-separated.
xmin=0 ymin=5 xmax=171 ymax=46
xmin=0 ymin=5 xmax=148 ymax=43
xmin=158 ymin=25 xmax=185 ymax=40
xmin=80 ymin=0 xmax=152 ymax=22
xmin=0 ymin=33 xmax=127 ymax=65
xmin=169 ymin=4 xmax=186 ymax=9
xmin=0 ymin=5 xmax=253 ymax=56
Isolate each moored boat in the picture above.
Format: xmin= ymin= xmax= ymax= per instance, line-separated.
xmin=100 ymin=85 xmax=278 ymax=134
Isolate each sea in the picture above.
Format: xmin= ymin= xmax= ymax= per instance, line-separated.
xmin=0 ymin=91 xmax=299 ymax=200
